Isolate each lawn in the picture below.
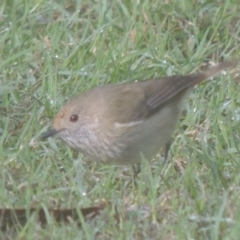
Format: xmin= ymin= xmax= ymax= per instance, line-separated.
xmin=1 ymin=0 xmax=240 ymax=239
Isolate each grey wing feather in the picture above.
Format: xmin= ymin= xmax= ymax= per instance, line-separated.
xmin=142 ymin=60 xmax=235 ymax=112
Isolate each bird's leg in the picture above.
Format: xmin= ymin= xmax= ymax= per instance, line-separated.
xmin=157 ymin=140 xmax=173 ymax=179
xmin=164 ymin=139 xmax=172 ymax=163
xmin=123 ymin=164 xmax=141 ymax=188
xmin=132 ymin=141 xmax=172 ymax=181
xmin=132 ymin=164 xmax=141 ymax=178
xmin=128 ymin=143 xmax=172 ymax=187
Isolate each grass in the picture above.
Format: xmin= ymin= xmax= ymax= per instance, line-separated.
xmin=0 ymin=0 xmax=240 ymax=239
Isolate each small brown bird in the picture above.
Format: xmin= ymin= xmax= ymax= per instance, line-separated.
xmin=42 ymin=61 xmax=234 ymax=165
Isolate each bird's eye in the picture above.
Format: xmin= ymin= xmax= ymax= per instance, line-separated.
xmin=70 ymin=114 xmax=79 ymax=122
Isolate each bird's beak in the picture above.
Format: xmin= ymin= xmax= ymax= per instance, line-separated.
xmin=41 ymin=128 xmax=60 ymax=139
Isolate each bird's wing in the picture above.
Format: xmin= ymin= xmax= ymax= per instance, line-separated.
xmin=141 ymin=60 xmax=234 ymax=117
